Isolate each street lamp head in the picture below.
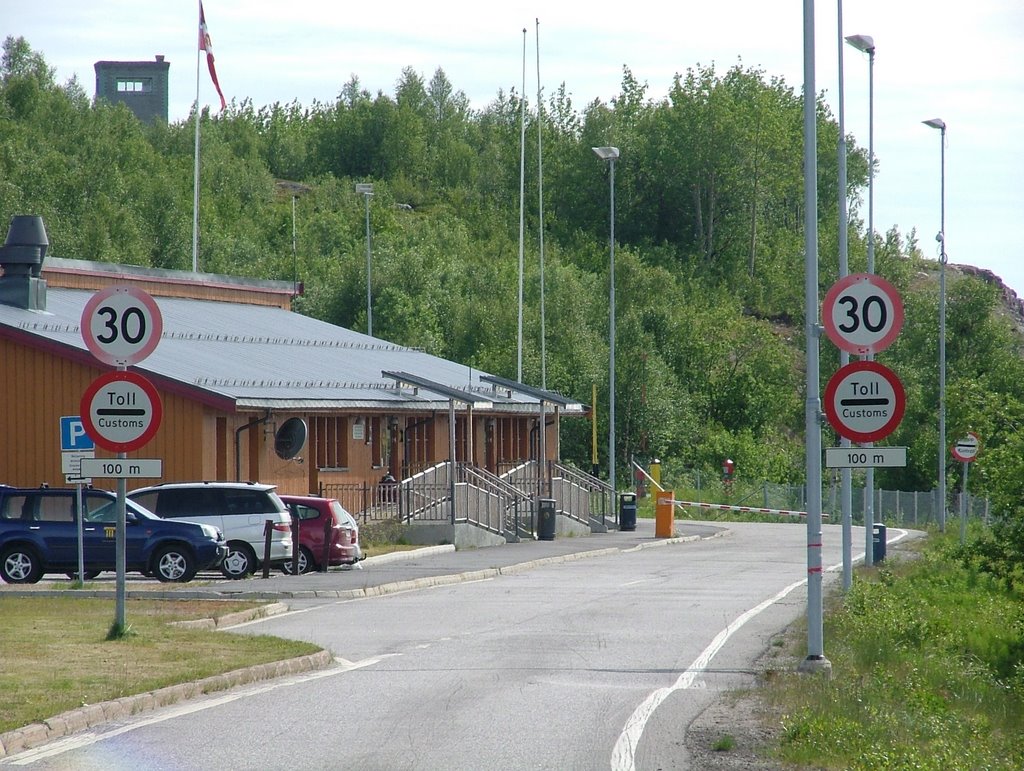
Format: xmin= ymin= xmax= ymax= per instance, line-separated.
xmin=923 ymin=118 xmax=946 ymax=131
xmin=845 ymin=34 xmax=875 ymax=54
xmin=592 ymin=146 xmax=620 ymax=162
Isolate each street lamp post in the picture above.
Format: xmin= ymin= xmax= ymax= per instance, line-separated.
xmin=356 ymin=183 xmax=374 ymax=336
xmin=923 ymin=118 xmax=947 ymax=531
xmin=798 ymin=0 xmax=829 ymax=675
xmin=593 ymin=146 xmax=619 ymax=494
xmin=845 ymin=32 xmax=876 ymax=565
xmin=837 ymin=0 xmax=854 ymax=592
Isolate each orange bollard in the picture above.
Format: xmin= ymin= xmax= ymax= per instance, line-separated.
xmin=655 ymin=490 xmax=675 ymax=538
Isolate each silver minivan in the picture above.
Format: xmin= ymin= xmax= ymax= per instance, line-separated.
xmin=128 ymin=481 xmax=292 ymax=579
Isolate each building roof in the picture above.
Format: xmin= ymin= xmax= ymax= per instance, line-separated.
xmin=0 ymin=267 xmax=585 ymax=417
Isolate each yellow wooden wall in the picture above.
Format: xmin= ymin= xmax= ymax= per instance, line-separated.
xmin=0 ymin=337 xmax=208 ymax=489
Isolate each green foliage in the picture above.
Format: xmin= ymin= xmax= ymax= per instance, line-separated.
xmin=773 ymin=536 xmax=1024 ymax=769
xmin=712 ymin=734 xmax=736 ymax=752
xmin=5 ymin=37 xmax=1024 ymax=519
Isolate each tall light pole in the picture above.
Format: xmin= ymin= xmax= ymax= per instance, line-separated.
xmin=593 ymin=146 xmax=619 ymax=493
xmin=797 ymin=0 xmax=829 ymax=676
xmin=923 ymin=117 xmax=947 ymax=531
xmin=837 ymin=0 xmax=853 ymax=592
xmin=845 ymin=32 xmax=876 ymax=565
xmin=356 ymin=183 xmax=374 ymax=336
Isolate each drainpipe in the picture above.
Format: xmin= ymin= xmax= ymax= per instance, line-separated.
xmin=448 ymin=399 xmax=457 ymax=525
xmin=538 ymin=399 xmax=547 ymax=497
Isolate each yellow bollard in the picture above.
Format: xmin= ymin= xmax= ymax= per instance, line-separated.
xmin=655 ymin=489 xmax=675 ymax=538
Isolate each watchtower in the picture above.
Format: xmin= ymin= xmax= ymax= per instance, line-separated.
xmin=94 ymin=55 xmax=170 ymax=123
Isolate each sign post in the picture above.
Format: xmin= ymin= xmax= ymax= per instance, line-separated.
xmin=823 ymin=273 xmax=905 ymax=570
xmin=80 ymin=286 xmax=163 ymax=632
xmin=951 ymin=432 xmax=980 ymax=545
xmin=60 ymin=416 xmax=94 ymax=582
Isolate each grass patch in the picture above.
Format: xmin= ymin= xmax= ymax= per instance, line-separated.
xmin=712 ymin=734 xmax=736 ymax=752
xmin=762 ymin=532 xmax=1024 ymax=770
xmin=360 ymin=518 xmax=409 ymax=546
xmin=0 ymin=596 xmax=320 ymax=735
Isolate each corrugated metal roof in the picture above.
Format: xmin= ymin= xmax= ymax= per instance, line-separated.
xmin=0 ymin=287 xmax=586 ymax=415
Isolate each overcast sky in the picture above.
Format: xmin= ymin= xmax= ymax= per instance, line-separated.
xmin=8 ymin=1 xmax=1024 ymax=298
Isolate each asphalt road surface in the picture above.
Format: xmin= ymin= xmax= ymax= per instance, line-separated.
xmin=2 ymin=519 xmax=915 ymax=770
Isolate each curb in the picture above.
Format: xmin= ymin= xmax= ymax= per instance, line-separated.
xmin=0 ymin=641 xmax=330 ymax=760
xmin=361 ymin=544 xmax=454 ymax=566
xmin=167 ymin=600 xmax=290 ymax=630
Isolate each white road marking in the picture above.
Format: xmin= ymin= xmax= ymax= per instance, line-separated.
xmin=3 ymin=657 xmax=386 ymax=765
xmin=609 ymin=528 xmax=910 ymax=771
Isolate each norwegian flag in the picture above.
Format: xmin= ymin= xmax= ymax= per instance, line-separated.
xmin=199 ymin=2 xmax=227 ymax=110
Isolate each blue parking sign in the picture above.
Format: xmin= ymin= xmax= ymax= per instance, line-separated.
xmin=60 ymin=416 xmax=95 ymax=451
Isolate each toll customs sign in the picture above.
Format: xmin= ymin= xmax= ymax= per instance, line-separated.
xmin=824 ymin=360 xmax=905 ymax=443
xmin=80 ymin=371 xmax=163 ymax=453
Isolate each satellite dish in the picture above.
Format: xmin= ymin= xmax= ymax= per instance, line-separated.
xmin=274 ymin=417 xmax=308 ymax=460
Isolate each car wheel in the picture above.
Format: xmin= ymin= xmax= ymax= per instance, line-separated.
xmin=66 ymin=570 xmax=101 ymax=581
xmin=1 ymin=545 xmax=43 ymax=584
xmin=281 ymin=546 xmax=314 ymax=575
xmin=153 ymin=545 xmax=197 ymax=583
xmin=220 ymin=542 xmax=257 ymax=579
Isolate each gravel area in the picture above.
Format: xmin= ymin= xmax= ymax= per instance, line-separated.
xmin=683 ymin=681 xmax=788 ymax=770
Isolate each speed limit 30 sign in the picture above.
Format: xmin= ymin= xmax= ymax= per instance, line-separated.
xmin=81 ymin=285 xmax=163 ymax=366
xmin=823 ymin=273 xmax=904 ymax=356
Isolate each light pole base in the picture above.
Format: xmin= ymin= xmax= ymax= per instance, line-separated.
xmin=797 ymin=655 xmax=833 ymax=679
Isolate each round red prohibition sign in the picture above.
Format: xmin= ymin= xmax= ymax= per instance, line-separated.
xmin=81 ymin=285 xmax=163 ymax=367
xmin=80 ymin=371 xmax=163 ymax=453
xmin=822 ymin=273 xmax=904 ymax=356
xmin=951 ymin=432 xmax=981 ymax=463
xmin=823 ymin=360 xmax=906 ymax=443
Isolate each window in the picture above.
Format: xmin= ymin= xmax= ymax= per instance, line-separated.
xmin=289 ymin=503 xmax=320 ymax=522
xmin=36 ymin=493 xmax=74 ymax=522
xmin=371 ymin=417 xmax=383 ymax=467
xmin=314 ymin=416 xmax=349 ymax=469
xmin=116 ymin=78 xmax=152 ymax=93
xmin=223 ymin=490 xmax=274 ymax=516
xmin=405 ymin=419 xmax=434 ymax=472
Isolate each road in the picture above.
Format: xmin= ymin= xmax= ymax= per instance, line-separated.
xmin=2 ymin=520 xmax=913 ymax=770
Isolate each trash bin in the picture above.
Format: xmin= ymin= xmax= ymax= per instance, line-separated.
xmin=537 ymin=498 xmax=556 ymax=541
xmin=619 ymin=492 xmax=637 ymax=531
xmin=872 ymin=523 xmax=887 ymax=563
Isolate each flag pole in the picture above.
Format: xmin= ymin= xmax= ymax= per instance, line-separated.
xmin=536 ymin=18 xmax=546 ymax=390
xmin=516 ymin=27 xmax=526 ymax=383
xmin=192 ymin=0 xmax=201 ymax=273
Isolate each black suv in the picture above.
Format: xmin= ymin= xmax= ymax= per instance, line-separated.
xmin=0 ymin=486 xmax=228 ymax=584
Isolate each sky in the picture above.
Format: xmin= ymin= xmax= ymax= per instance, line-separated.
xmin=7 ymin=1 xmax=1024 ymax=298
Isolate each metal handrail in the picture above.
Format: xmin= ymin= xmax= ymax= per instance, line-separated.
xmin=463 ymin=465 xmax=534 ymax=538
